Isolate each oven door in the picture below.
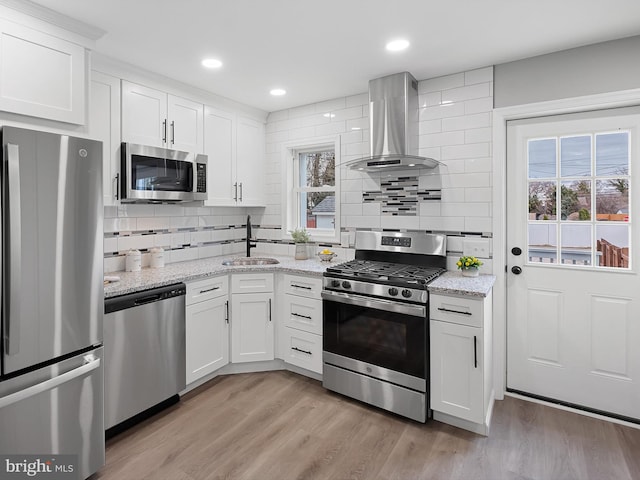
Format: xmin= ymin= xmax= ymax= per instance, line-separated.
xmin=322 ymin=290 xmax=427 ymax=381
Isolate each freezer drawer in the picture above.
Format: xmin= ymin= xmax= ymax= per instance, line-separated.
xmin=0 ymin=347 xmax=105 ymax=479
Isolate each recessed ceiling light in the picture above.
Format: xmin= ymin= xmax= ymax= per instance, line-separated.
xmin=201 ymin=58 xmax=222 ymax=69
xmin=270 ymin=88 xmax=286 ymax=96
xmin=385 ymin=39 xmax=410 ymax=52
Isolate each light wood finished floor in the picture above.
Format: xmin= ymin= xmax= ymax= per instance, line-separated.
xmin=94 ymin=371 xmax=640 ymax=480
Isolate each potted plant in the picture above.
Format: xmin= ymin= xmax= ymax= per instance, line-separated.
xmin=456 ymin=255 xmax=483 ymax=277
xmin=290 ymin=228 xmax=311 ymax=260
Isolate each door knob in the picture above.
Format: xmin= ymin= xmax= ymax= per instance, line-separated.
xmin=511 ymin=266 xmax=522 ymax=275
xmin=511 ymin=247 xmax=522 ymax=256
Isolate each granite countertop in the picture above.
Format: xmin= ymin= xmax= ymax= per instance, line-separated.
xmin=104 ymin=254 xmax=330 ymax=298
xmin=428 ymin=271 xmax=496 ymax=298
xmin=105 ymin=255 xmax=497 ymax=299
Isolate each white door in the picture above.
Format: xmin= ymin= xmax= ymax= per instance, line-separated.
xmin=121 ymin=81 xmax=167 ymax=147
xmin=167 ymin=94 xmax=203 ymax=153
xmin=507 ymin=107 xmax=640 ymax=420
xmin=185 ymin=296 xmax=229 ymax=384
xmin=203 ymin=106 xmax=236 ymax=205
xmin=231 ymin=293 xmax=274 ymax=363
xmin=236 ymin=115 xmax=265 ymax=206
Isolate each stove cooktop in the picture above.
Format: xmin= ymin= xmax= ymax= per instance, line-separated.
xmin=325 ymin=259 xmax=446 ymax=287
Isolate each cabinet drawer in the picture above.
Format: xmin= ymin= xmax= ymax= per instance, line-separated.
xmin=283 ymin=274 xmax=322 ymax=299
xmin=186 ymin=276 xmax=228 ymax=305
xmin=284 ymin=294 xmax=322 ymax=335
xmin=282 ymin=327 xmax=322 ymax=374
xmin=231 ymin=273 xmax=274 ymax=293
xmin=430 ymin=293 xmax=483 ymax=328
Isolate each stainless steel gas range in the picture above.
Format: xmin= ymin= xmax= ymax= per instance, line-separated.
xmin=321 ymin=230 xmax=447 ymax=422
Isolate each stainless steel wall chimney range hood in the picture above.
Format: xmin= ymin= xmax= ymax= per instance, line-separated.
xmin=347 ymin=72 xmax=442 ymax=172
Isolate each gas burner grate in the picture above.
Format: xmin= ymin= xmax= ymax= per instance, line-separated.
xmin=326 ymin=260 xmax=445 ymax=286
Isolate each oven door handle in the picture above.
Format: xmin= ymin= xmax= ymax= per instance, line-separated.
xmin=321 ymin=291 xmax=426 ymax=317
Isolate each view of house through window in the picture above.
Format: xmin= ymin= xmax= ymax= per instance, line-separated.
xmin=295 ymin=148 xmax=336 ymax=234
xmin=527 ymin=131 xmax=631 ymax=268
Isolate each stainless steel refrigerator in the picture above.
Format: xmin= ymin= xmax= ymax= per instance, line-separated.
xmin=0 ymin=127 xmax=104 ymax=479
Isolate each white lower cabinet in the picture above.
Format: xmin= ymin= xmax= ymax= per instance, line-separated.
xmin=430 ymin=291 xmax=493 ymax=434
xmin=230 ymin=274 xmax=274 ymax=363
xmin=277 ymin=274 xmax=323 ymax=375
xmin=185 ymin=277 xmax=229 ymax=384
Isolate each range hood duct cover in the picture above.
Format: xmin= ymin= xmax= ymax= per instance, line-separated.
xmin=348 ymin=72 xmax=442 ymax=172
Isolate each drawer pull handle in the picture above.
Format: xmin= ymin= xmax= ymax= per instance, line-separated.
xmin=199 ymin=286 xmax=220 ymax=294
xmin=292 ymin=346 xmax=312 ymax=355
xmin=292 ymin=312 xmax=312 ymax=320
xmin=437 ymin=307 xmax=472 ymax=316
xmin=291 ymin=284 xmax=312 ymax=290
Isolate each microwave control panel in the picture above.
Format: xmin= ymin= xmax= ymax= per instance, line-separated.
xmin=196 ymin=163 xmax=207 ymax=193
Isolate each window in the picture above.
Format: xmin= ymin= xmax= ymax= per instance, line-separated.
xmin=527 ymin=130 xmax=631 ymax=269
xmin=284 ymin=138 xmax=340 ymax=242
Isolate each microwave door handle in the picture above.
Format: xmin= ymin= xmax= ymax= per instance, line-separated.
xmin=321 ymin=291 xmax=426 ymax=317
xmin=5 ymin=144 xmax=21 ymax=355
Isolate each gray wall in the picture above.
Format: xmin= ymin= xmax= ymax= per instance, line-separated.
xmin=494 ymin=35 xmax=640 ymax=108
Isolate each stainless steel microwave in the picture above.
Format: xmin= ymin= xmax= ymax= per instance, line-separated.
xmin=120 ymin=143 xmax=208 ymax=203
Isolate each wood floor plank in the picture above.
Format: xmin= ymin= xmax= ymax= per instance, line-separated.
xmin=93 ymin=371 xmax=640 ymax=480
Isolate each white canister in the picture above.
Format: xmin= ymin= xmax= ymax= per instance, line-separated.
xmin=125 ymin=249 xmax=141 ymax=272
xmin=150 ymin=247 xmax=165 ymax=268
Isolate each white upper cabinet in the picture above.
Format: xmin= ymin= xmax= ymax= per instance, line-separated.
xmin=89 ymin=71 xmax=121 ymax=206
xmin=0 ymin=19 xmax=86 ymax=124
xmin=204 ymin=106 xmax=236 ymax=205
xmin=204 ymin=107 xmax=265 ymax=206
xmin=121 ymin=80 xmax=203 ymax=153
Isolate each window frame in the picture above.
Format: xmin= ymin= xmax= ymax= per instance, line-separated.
xmin=282 ymin=136 xmax=341 ymax=243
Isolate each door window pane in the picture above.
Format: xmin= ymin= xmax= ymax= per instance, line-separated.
xmin=596 ymin=225 xmax=630 ymax=268
xmin=560 ymin=180 xmax=591 ymax=221
xmin=528 ymin=138 xmax=556 ymax=178
xmin=596 ymin=132 xmax=629 ymax=176
xmin=529 ymin=223 xmax=557 ymax=264
xmin=560 ymin=135 xmax=591 ymax=177
xmin=561 ymin=224 xmax=592 ymax=266
xmin=529 ymin=181 xmax=556 ymax=220
xmin=596 ymin=179 xmax=629 ymax=221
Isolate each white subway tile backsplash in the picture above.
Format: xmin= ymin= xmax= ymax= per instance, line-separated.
xmin=346 ymin=93 xmax=368 ymax=107
xmin=265 ymin=130 xmax=289 ymax=144
xmin=465 ymin=216 xmax=492 ymax=232
xmin=419 ymin=91 xmax=442 ymax=108
xmin=465 ymin=97 xmax=494 ymax=115
xmin=331 ymin=106 xmax=363 ymax=122
xmin=171 ymin=247 xmax=199 ymax=263
xmin=154 ymin=233 xmax=172 ymax=247
xmin=340 ymin=129 xmax=363 ymax=145
xmin=315 ymin=122 xmax=346 ymax=137
xmin=441 ymin=202 xmax=490 ymax=217
xmin=362 ymin=202 xmax=381 ymax=216
xmin=419 ymin=102 xmax=465 ymax=121
xmin=104 ymin=217 xmax=137 ymax=233
xmin=465 ymin=67 xmax=493 ymax=85
xmin=104 ymin=256 xmax=125 ymax=274
xmin=341 ymin=178 xmax=363 ymax=193
xmin=118 ymin=234 xmax=155 ymax=252
xmin=289 ymin=126 xmax=316 ymax=140
xmin=419 ymin=119 xmax=442 ymax=135
xmin=419 ymin=202 xmax=441 ymax=216
xmin=441 ymin=83 xmax=492 ymax=103
xmin=441 ymin=188 xmax=466 ymax=202
xmin=442 ymin=113 xmax=491 ymax=132
xmin=420 ymin=215 xmax=465 ymax=231
xmin=346 ymin=117 xmax=368 ymax=131
xmin=346 ymin=215 xmax=380 ymax=229
xmin=315 ymin=98 xmax=347 ymax=113
xmin=420 ymin=131 xmax=465 ymax=148
xmin=465 ymin=187 xmax=493 ymax=202
xmin=289 ymin=104 xmax=316 ymax=118
xmin=380 ymin=216 xmax=421 ymax=230
xmin=465 ymin=157 xmax=492 ymax=173
xmin=441 ymin=172 xmax=491 ymax=189
xmin=418 ymin=73 xmax=465 ymax=93
xmin=465 ymin=127 xmax=492 ymax=144
xmin=154 ymin=205 xmax=185 ymax=217
xmin=447 ymin=236 xmax=464 ymax=252
xmin=300 ymin=114 xmax=330 ymax=128
xmin=104 ymin=206 xmax=118 ymax=218
xmin=104 ymin=237 xmax=118 ymax=253
xmin=170 ymin=216 xmax=199 ymax=229
xmin=441 ymin=143 xmax=490 ymax=160
xmin=341 ymin=203 xmax=363 ymax=216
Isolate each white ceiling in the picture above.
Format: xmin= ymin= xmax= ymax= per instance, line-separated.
xmin=28 ymin=0 xmax=640 ymax=113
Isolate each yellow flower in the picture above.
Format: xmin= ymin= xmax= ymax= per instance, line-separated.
xmin=456 ymin=261 xmax=462 ymax=267
xmin=465 ymin=261 xmax=471 ymax=266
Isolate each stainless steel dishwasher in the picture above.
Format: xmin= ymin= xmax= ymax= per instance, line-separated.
xmin=104 ymin=283 xmax=186 ymax=430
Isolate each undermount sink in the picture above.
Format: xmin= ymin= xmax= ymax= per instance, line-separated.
xmin=221 ymin=257 xmax=280 ymax=266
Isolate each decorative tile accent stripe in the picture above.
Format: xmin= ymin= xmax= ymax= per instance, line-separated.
xmin=363 ymin=176 xmax=441 ymax=216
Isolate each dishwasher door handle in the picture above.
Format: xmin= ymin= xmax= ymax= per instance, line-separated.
xmin=133 ymin=294 xmax=162 ymax=306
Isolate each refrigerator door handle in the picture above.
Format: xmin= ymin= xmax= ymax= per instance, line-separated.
xmin=5 ymin=143 xmax=21 ymax=355
xmin=0 ymin=355 xmax=100 ymax=409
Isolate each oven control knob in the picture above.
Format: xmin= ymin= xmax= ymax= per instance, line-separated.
xmin=341 ymin=281 xmax=351 ymax=289
xmin=401 ymin=289 xmax=412 ymax=298
xmin=388 ymin=287 xmax=398 ymax=296
xmin=331 ymin=280 xmax=341 ymax=288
